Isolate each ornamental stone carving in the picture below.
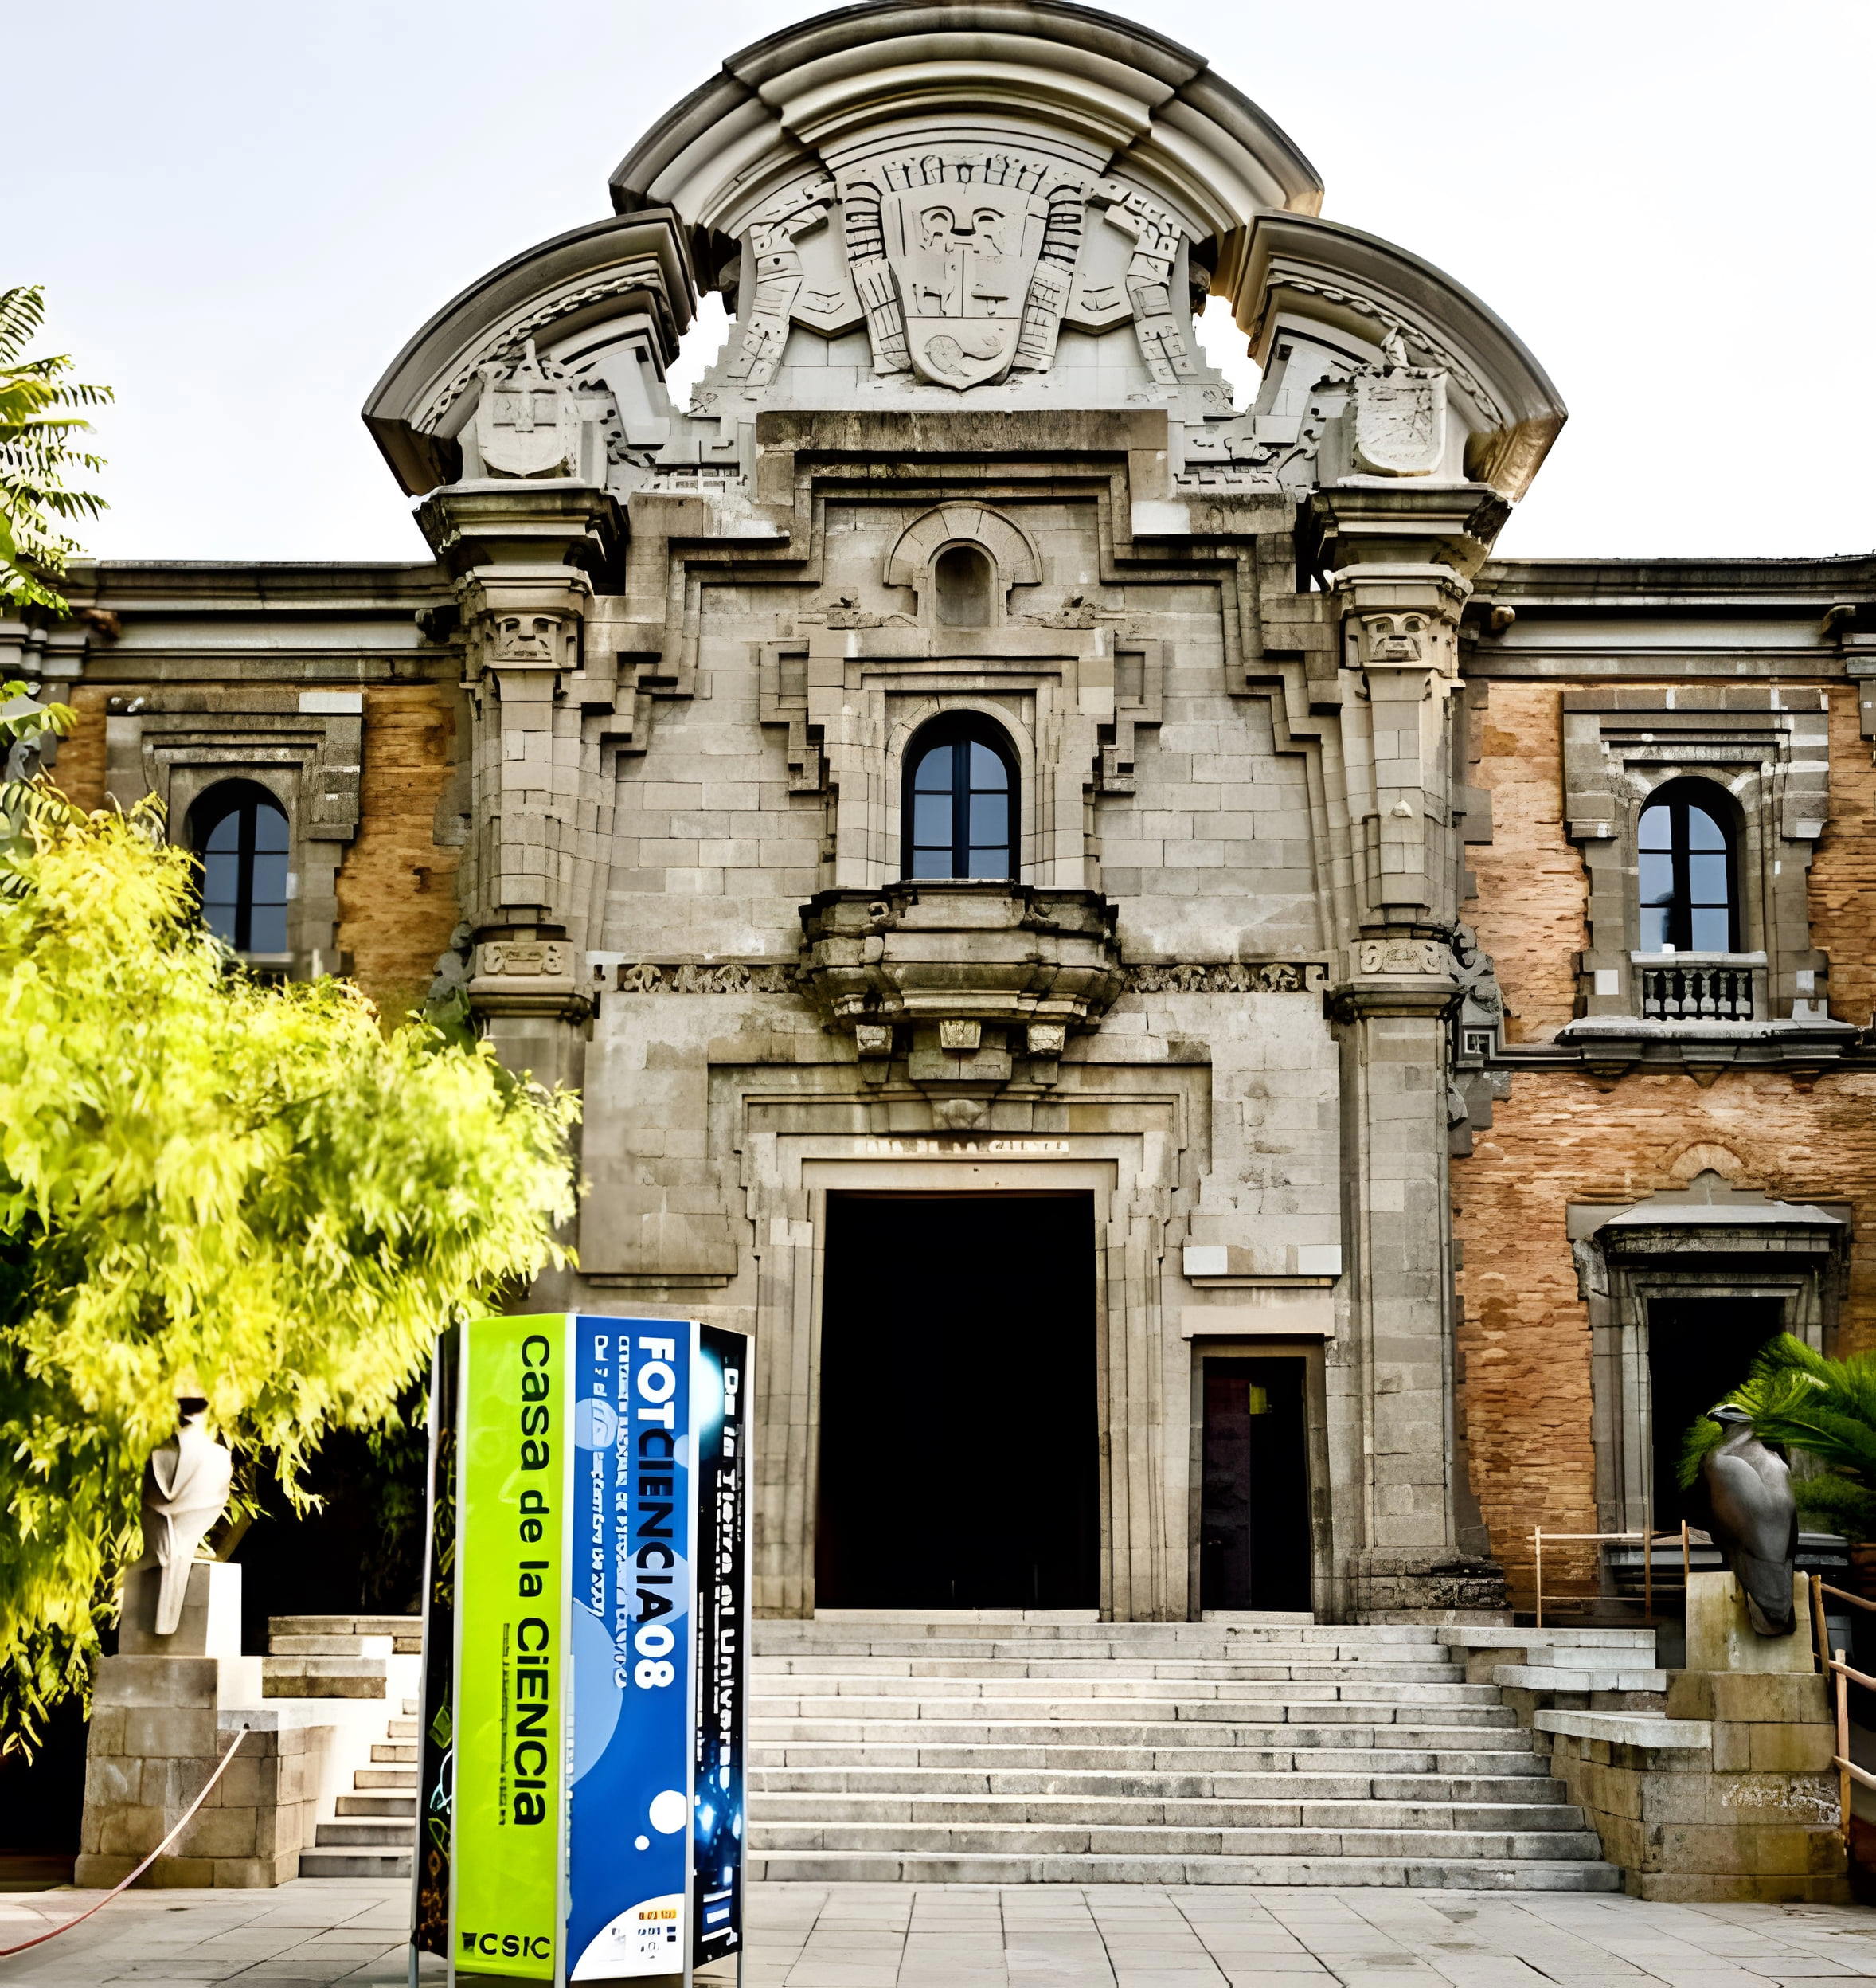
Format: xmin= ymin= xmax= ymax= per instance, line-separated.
xmin=1352 ymin=366 xmax=1447 ymax=478
xmin=1356 ymin=938 xmax=1449 ymax=976
xmin=842 ymin=151 xmax=1084 ymax=387
xmin=475 ymin=340 xmax=581 ymax=478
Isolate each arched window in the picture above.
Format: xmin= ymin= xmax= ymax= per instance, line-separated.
xmin=190 ymin=781 xmax=291 ymax=954
xmin=903 ymin=716 xmax=1017 ymax=879
xmin=933 ymin=543 xmax=994 ymax=627
xmin=1638 ymin=781 xmax=1738 ymax=952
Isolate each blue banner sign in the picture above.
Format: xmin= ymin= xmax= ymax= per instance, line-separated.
xmin=437 ymin=1314 xmax=748 ymax=1986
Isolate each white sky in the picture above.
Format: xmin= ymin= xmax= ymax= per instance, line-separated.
xmin=16 ymin=1 xmax=1874 ymax=565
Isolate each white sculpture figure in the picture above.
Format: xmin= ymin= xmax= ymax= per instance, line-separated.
xmin=140 ymin=1397 xmax=233 ymax=1636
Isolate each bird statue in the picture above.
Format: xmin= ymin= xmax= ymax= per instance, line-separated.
xmin=1698 ymin=1402 xmax=1799 ymax=1638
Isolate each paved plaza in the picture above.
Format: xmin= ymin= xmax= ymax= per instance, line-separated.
xmin=5 ymin=1882 xmax=1876 ymax=1986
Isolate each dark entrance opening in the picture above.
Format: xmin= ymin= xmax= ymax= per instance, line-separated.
xmin=1198 ymin=1356 xmax=1312 ymax=1612
xmin=815 ymin=1192 xmax=1100 ymax=1608
xmin=1647 ymin=1298 xmax=1785 ymax=1528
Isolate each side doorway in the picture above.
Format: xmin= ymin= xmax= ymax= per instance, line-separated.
xmin=1197 ymin=1353 xmax=1314 ymax=1614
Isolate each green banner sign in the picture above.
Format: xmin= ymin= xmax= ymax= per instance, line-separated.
xmin=454 ymin=1314 xmax=565 ymax=1980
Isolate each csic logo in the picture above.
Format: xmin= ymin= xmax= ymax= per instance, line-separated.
xmin=460 ymin=1931 xmax=552 ymax=1962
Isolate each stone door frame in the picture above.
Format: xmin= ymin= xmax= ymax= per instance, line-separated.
xmin=1576 ymin=1192 xmax=1849 ymax=1540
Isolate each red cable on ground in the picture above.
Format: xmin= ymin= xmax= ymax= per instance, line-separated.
xmin=0 ymin=1724 xmax=250 ymax=1962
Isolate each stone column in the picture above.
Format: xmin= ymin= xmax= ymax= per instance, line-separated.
xmin=416 ymin=482 xmax=623 ymax=1097
xmin=1315 ymin=487 xmax=1509 ymax=1619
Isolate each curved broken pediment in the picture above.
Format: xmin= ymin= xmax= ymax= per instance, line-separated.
xmin=1238 ymin=212 xmax=1568 ymax=501
xmin=362 ymin=211 xmax=696 ymax=497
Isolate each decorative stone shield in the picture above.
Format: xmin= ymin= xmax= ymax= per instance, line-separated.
xmin=475 ymin=338 xmax=579 ymax=476
xmin=881 ymin=185 xmax=1049 ymax=389
xmin=1352 ymin=366 xmax=1446 ymax=477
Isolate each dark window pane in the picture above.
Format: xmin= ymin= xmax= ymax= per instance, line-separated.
xmin=1638 ymin=852 xmax=1674 ymax=905
xmin=909 ymin=847 xmax=952 ymax=879
xmin=248 ymin=902 xmax=289 ymax=954
xmin=968 ymin=792 xmax=1008 ymax=845
xmin=201 ymin=850 xmax=240 ymax=909
xmin=1638 ymin=807 xmax=1671 ymax=851
xmin=251 ymin=849 xmax=289 ymax=910
xmin=968 ymin=741 xmax=1007 ymax=789
xmin=253 ymin=803 xmax=289 ymax=853
xmin=1686 ymin=806 xmax=1726 ymax=851
xmin=965 ymin=847 xmax=1009 ymax=878
xmin=1640 ymin=905 xmax=1670 ymax=951
xmin=1690 ymin=907 xmax=1731 ymax=950
xmin=913 ymin=794 xmax=952 ymax=845
xmin=1688 ymin=852 xmax=1729 ymax=903
xmin=205 ymin=812 xmax=242 ymax=854
xmin=913 ymin=746 xmax=952 ymax=792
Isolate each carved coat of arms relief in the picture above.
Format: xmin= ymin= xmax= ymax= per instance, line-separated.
xmin=1351 ymin=366 xmax=1447 ymax=477
xmin=842 ymin=151 xmax=1085 ymax=389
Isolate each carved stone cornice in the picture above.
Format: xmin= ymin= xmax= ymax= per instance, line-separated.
xmin=415 ymin=479 xmax=622 ymax=583
xmin=1308 ymin=483 xmax=1511 ymax=584
xmin=1326 ymin=936 xmax=1462 ymax=1023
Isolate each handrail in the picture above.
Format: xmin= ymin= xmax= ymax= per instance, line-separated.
xmin=1811 ymin=1575 xmax=1876 ymax=1842
xmin=1532 ymin=1522 xmax=1691 ymax=1630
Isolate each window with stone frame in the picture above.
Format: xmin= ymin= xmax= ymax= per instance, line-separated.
xmin=902 ymin=714 xmax=1018 ymax=879
xmin=189 ymin=778 xmax=291 ymax=960
xmin=1561 ymin=689 xmax=1835 ymax=1042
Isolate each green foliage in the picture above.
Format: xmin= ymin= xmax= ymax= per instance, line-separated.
xmin=0 ymin=288 xmax=110 ymax=613
xmin=0 ymin=678 xmax=76 ymax=863
xmin=0 ymin=804 xmax=578 ymax=1749
xmin=1676 ymin=1333 xmax=1876 ymax=1541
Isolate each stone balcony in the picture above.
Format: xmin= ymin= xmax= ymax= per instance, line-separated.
xmin=799 ymin=882 xmax=1123 ymax=1038
xmin=798 ymin=884 xmax=1124 ymax=1112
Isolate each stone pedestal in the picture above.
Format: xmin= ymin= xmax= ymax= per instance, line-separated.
xmin=76 ymin=1563 xmax=324 ymax=1889
xmin=1686 ymin=1569 xmax=1814 ymax=1673
xmin=1534 ymin=1572 xmax=1847 ymax=1901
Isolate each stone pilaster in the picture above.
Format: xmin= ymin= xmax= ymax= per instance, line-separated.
xmin=416 ymin=480 xmax=623 ymax=1094
xmin=1318 ymin=486 xmax=1510 ymax=1618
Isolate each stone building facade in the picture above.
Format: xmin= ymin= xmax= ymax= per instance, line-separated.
xmin=20 ymin=1 xmax=1876 ymax=1626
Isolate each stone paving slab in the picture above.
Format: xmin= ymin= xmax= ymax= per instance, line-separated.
xmin=5 ymin=1881 xmax=1876 ymax=1985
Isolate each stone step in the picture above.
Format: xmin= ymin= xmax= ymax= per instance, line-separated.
xmin=752 ymin=1655 xmax=1466 ymax=1681
xmin=756 ymin=1622 xmax=1447 ymax=1647
xmin=743 ymin=1850 xmax=1620 ymax=1892
xmin=315 ymin=1819 xmax=417 ymax=1848
xmin=260 ymin=1655 xmax=387 ymax=1700
xmin=747 ymin=1677 xmax=1494 ymax=1709
xmin=299 ymin=1849 xmax=413 ymax=1879
xmin=269 ymin=1613 xmax=422 ymax=1639
xmin=752 ymin=1689 xmax=1514 ymax=1718
xmin=752 ymin=1715 xmax=1526 ymax=1749
xmin=355 ymin=1767 xmax=420 ymax=1790
xmin=747 ymin=1820 xmax=1609 ymax=1860
xmin=389 ymin=1719 xmax=419 ymax=1739
xmin=336 ymin=1794 xmax=419 ymax=1818
xmin=268 ymin=1634 xmax=395 ymax=1658
xmin=1493 ymin=1664 xmax=1669 ymax=1693
xmin=756 ymin=1743 xmax=1547 ymax=1775
xmin=751 ymin=1768 xmax=1569 ymax=1802
xmin=371 ymin=1742 xmax=419 ymax=1763
xmin=751 ymin=1794 xmax=1588 ymax=1831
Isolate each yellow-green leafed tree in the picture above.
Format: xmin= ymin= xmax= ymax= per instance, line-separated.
xmin=0 ymin=804 xmax=580 ymax=1750
xmin=0 ymin=285 xmax=110 ymax=612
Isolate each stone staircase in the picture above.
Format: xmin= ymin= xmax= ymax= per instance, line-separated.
xmin=745 ymin=1614 xmax=1628 ymax=1889
xmin=265 ymin=1615 xmax=421 ymax=1880
xmin=296 ymin=1696 xmax=420 ymax=1878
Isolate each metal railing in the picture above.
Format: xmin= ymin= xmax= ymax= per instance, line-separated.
xmin=1811 ymin=1575 xmax=1876 ymax=1837
xmin=1532 ymin=1522 xmax=1692 ymax=1630
xmin=1638 ymin=961 xmax=1755 ymax=1020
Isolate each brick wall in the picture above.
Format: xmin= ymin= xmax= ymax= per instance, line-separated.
xmin=334 ymin=687 xmax=460 ymax=1018
xmin=1456 ymin=680 xmax=1876 ymax=1605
